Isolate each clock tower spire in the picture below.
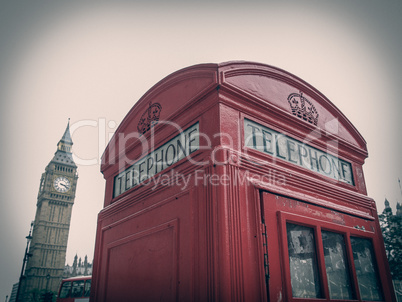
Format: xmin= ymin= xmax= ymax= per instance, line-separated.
xmin=20 ymin=121 xmax=78 ymax=301
xmin=57 ymin=118 xmax=73 ymax=152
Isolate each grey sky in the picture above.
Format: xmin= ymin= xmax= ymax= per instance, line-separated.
xmin=1 ymin=0 xmax=401 ymax=299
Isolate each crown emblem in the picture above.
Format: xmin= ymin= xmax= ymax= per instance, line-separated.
xmin=137 ymin=102 xmax=162 ymax=135
xmin=287 ymin=92 xmax=319 ymax=126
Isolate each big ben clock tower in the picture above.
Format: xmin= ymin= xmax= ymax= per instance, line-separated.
xmin=21 ymin=121 xmax=78 ymax=301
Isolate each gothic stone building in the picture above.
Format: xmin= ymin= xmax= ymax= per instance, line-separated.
xmin=20 ymin=122 xmax=78 ymax=300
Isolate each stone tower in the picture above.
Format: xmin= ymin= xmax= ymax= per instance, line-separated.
xmin=21 ymin=121 xmax=78 ymax=300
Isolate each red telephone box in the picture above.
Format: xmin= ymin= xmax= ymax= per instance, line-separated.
xmin=91 ymin=61 xmax=396 ymax=301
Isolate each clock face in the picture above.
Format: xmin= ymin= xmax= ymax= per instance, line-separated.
xmin=53 ymin=176 xmax=71 ymax=193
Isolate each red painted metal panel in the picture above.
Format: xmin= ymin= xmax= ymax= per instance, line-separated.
xmin=92 ymin=62 xmax=395 ymax=301
xmin=105 ymin=222 xmax=177 ymax=301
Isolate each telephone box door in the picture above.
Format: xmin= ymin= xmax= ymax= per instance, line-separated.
xmin=261 ymin=192 xmax=390 ymax=302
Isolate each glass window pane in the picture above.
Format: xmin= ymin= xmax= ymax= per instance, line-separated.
xmin=84 ymin=279 xmax=91 ymax=297
xmin=286 ymin=223 xmax=322 ymax=298
xmin=71 ymin=280 xmax=85 ymax=297
xmin=322 ymin=231 xmax=353 ymax=299
xmin=59 ymin=281 xmax=71 ymax=298
xmin=351 ymin=237 xmax=383 ymax=301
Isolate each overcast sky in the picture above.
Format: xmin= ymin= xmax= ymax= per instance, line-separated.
xmin=1 ymin=0 xmax=401 ymax=299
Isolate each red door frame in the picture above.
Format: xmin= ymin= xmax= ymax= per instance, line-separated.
xmin=261 ymin=191 xmax=393 ymax=302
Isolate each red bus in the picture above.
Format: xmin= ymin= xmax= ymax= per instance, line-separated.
xmin=56 ymin=275 xmax=91 ymax=302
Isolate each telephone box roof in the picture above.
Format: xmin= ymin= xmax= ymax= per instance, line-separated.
xmin=102 ymin=61 xmax=367 ymax=171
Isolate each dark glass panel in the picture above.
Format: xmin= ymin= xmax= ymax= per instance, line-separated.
xmin=351 ymin=237 xmax=383 ymax=301
xmin=322 ymin=231 xmax=353 ymax=299
xmin=71 ymin=280 xmax=85 ymax=297
xmin=59 ymin=281 xmax=71 ymax=298
xmin=287 ymin=223 xmax=322 ymax=298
